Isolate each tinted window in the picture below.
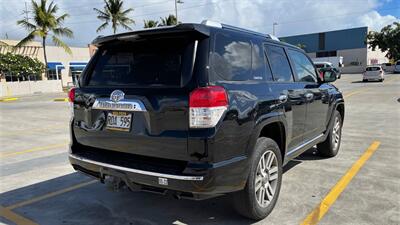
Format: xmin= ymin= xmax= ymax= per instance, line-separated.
xmin=264 ymin=45 xmax=293 ymax=82
xmin=87 ymin=37 xmax=192 ymax=86
xmin=315 ymin=64 xmax=324 ymax=68
xmin=366 ymin=67 xmax=380 ymax=71
xmin=211 ymin=32 xmax=253 ymax=81
xmin=288 ymin=49 xmax=317 ymax=82
xmin=396 ymin=61 xmax=400 ymax=65
xmin=252 ymin=40 xmax=272 ymax=81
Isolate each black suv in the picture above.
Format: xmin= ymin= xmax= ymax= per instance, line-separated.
xmin=69 ymin=21 xmax=344 ymax=220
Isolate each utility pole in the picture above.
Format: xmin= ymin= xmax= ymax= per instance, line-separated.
xmin=272 ymin=22 xmax=278 ymax=36
xmin=23 ymin=1 xmax=30 ymax=21
xmin=174 ymin=0 xmax=183 ymax=24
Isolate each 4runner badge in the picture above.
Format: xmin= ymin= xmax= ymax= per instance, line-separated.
xmin=110 ymin=90 xmax=125 ymax=102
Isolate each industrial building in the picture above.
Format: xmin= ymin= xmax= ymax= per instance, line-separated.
xmin=280 ymin=27 xmax=389 ymax=73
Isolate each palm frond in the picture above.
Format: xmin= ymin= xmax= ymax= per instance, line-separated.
xmin=52 ymin=27 xmax=73 ymax=38
xmin=96 ymin=22 xmax=109 ymax=33
xmin=17 ymin=19 xmax=37 ymax=31
xmin=52 ymin=35 xmax=72 ymax=55
xmin=56 ymin=13 xmax=69 ymax=24
xmin=93 ymin=8 xmax=110 ymax=19
xmin=14 ymin=31 xmax=37 ymax=49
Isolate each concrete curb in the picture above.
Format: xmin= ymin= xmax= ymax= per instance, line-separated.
xmin=0 ymin=97 xmax=19 ymax=102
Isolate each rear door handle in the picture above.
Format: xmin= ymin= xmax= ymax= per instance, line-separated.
xmin=278 ymin=95 xmax=288 ymax=103
xmin=305 ymin=93 xmax=314 ymax=100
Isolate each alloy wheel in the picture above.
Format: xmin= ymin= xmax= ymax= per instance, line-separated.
xmin=255 ymin=150 xmax=279 ymax=208
xmin=332 ymin=116 xmax=341 ymax=151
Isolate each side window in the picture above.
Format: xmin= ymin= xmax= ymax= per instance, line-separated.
xmin=264 ymin=44 xmax=294 ymax=82
xmin=252 ymin=40 xmax=273 ymax=81
xmin=287 ymin=49 xmax=318 ymax=83
xmin=211 ymin=32 xmax=252 ymax=81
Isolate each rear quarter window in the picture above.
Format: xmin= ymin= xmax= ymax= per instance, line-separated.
xmin=210 ymin=32 xmax=267 ymax=81
xmin=210 ymin=32 xmax=251 ymax=81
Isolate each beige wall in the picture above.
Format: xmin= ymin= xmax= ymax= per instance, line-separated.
xmin=366 ymin=45 xmax=389 ymax=65
xmin=337 ymin=48 xmax=367 ymax=67
xmin=0 ymin=80 xmax=62 ymax=97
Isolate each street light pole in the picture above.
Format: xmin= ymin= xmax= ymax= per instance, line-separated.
xmin=273 ymin=22 xmax=278 ymax=36
xmin=175 ymin=0 xmax=183 ymax=23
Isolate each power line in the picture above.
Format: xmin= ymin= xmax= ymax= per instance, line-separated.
xmin=67 ymin=0 xmax=173 ymax=18
xmin=65 ymin=0 xmax=234 ymax=25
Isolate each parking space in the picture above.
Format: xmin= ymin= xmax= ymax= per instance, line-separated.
xmin=1 ymin=74 xmax=399 ymax=225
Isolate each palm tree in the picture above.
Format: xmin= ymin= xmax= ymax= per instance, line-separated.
xmin=143 ymin=20 xmax=159 ymax=28
xmin=159 ymin=14 xmax=178 ymax=27
xmin=94 ymin=0 xmax=134 ymax=34
xmin=16 ymin=0 xmax=73 ymax=71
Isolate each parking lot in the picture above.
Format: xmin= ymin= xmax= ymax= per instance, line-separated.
xmin=0 ymin=73 xmax=399 ymax=225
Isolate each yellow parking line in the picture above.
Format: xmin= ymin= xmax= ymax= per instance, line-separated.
xmin=344 ymin=89 xmax=367 ymax=98
xmin=53 ymin=98 xmax=68 ymax=102
xmin=0 ymin=205 xmax=38 ymax=225
xmin=0 ymin=142 xmax=68 ymax=158
xmin=300 ymin=141 xmax=381 ymax=225
xmin=0 ymin=97 xmax=18 ymax=102
xmin=6 ymin=180 xmax=97 ymax=210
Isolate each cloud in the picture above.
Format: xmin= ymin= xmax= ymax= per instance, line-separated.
xmin=0 ymin=0 xmax=398 ymax=46
xmin=358 ymin=10 xmax=398 ymax=31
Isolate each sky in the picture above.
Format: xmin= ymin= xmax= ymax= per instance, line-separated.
xmin=0 ymin=0 xmax=399 ymax=47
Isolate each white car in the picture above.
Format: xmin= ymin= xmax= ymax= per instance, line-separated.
xmin=394 ymin=60 xmax=400 ymax=73
xmin=363 ymin=66 xmax=385 ymax=82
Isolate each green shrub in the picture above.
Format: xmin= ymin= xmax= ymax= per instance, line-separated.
xmin=0 ymin=53 xmax=45 ymax=81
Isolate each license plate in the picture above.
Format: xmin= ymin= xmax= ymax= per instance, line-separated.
xmin=106 ymin=111 xmax=132 ymax=131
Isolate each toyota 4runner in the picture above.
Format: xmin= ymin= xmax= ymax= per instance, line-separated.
xmin=69 ymin=20 xmax=344 ymax=220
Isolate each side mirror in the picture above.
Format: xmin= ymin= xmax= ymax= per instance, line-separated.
xmin=320 ymin=68 xmax=337 ymax=83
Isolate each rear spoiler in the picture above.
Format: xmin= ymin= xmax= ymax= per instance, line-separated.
xmin=92 ymin=23 xmax=211 ymax=47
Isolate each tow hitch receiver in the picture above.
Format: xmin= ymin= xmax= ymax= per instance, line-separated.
xmin=104 ymin=175 xmax=126 ymax=191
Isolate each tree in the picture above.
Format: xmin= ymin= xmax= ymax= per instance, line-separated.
xmin=295 ymin=43 xmax=306 ymax=50
xmin=16 ymin=0 xmax=73 ymax=71
xmin=143 ymin=20 xmax=159 ymax=28
xmin=94 ymin=0 xmax=134 ymax=34
xmin=367 ymin=22 xmax=400 ymax=61
xmin=159 ymin=14 xmax=178 ymax=27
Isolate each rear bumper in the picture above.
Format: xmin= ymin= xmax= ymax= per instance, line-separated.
xmin=69 ymin=153 xmax=248 ymax=199
xmin=363 ymin=75 xmax=383 ymax=80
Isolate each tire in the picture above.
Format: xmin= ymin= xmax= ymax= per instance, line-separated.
xmin=379 ymin=79 xmax=384 ymax=82
xmin=317 ymin=110 xmax=342 ymax=157
xmin=232 ymin=137 xmax=282 ymax=220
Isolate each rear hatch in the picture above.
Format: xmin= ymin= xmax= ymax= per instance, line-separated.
xmin=72 ymin=31 xmax=207 ymax=161
xmin=365 ymin=66 xmax=381 ymax=76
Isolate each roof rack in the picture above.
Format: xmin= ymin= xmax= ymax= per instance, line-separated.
xmin=201 ymin=20 xmax=222 ymax=28
xmin=201 ymin=20 xmax=280 ymax=41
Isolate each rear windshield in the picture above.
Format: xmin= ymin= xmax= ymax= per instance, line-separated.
xmin=366 ymin=67 xmax=380 ymax=71
xmin=86 ymin=37 xmax=193 ymax=87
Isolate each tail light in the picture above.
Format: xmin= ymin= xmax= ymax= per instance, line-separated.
xmin=68 ymin=87 xmax=76 ymax=102
xmin=189 ymin=86 xmax=228 ymax=128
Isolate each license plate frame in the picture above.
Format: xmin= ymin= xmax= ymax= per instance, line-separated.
xmin=106 ymin=111 xmax=132 ymax=132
